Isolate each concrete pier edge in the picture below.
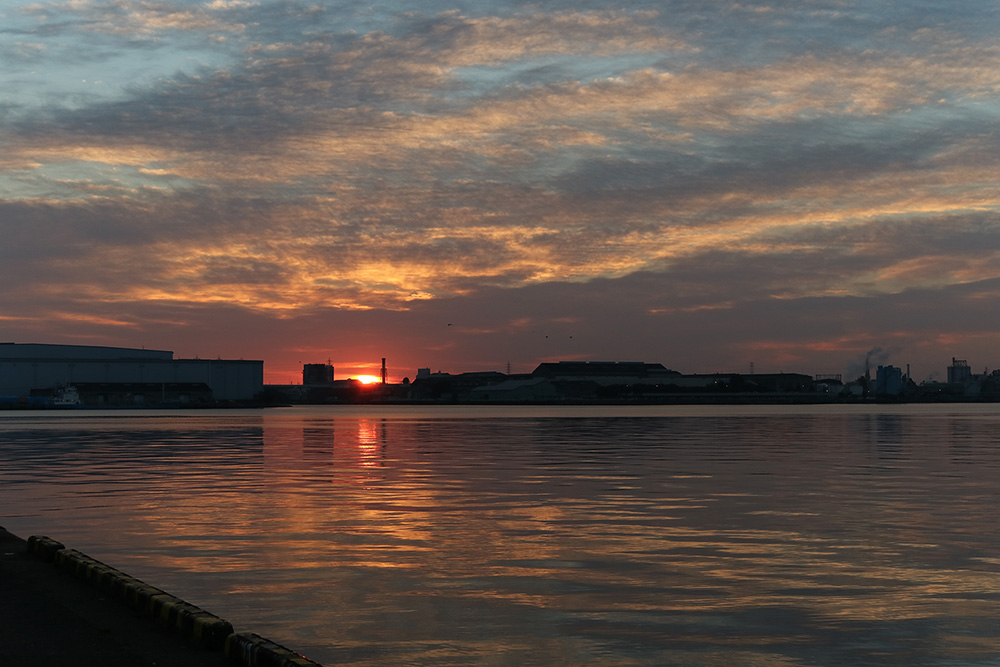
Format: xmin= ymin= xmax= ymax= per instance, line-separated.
xmin=24 ymin=534 xmax=323 ymax=667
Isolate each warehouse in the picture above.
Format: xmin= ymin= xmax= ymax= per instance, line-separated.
xmin=0 ymin=343 xmax=263 ymax=405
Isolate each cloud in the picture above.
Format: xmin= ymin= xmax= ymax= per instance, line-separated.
xmin=17 ymin=0 xmax=252 ymax=39
xmin=1 ymin=1 xmax=999 ymax=377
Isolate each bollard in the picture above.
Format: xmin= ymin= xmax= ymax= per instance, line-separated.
xmin=26 ymin=535 xmax=65 ymax=561
xmin=34 ymin=538 xmax=234 ymax=650
xmin=26 ymin=535 xmax=321 ymax=664
xmin=225 ymin=632 xmax=323 ymax=667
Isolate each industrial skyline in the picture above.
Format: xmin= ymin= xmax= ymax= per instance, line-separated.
xmin=1 ymin=342 xmax=996 ymax=407
xmin=2 ymin=2 xmax=999 ymax=383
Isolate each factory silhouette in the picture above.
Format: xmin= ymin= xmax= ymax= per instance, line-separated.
xmin=267 ymin=357 xmax=1000 ymax=406
xmin=0 ymin=343 xmax=260 ymax=408
xmin=2 ymin=343 xmax=998 ymax=408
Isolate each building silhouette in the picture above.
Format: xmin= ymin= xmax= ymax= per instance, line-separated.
xmin=303 ymin=363 xmax=335 ymax=385
xmin=947 ymin=358 xmax=972 ymax=384
xmin=0 ymin=343 xmax=262 ymax=406
xmin=875 ymin=365 xmax=904 ymax=396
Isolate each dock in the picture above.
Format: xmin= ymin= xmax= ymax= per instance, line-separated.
xmin=0 ymin=527 xmax=322 ymax=666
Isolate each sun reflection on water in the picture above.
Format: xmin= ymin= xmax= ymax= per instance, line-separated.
xmin=3 ymin=407 xmax=1000 ymax=665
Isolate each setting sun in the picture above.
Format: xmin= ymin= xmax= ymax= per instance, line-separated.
xmin=354 ymin=375 xmax=381 ymax=385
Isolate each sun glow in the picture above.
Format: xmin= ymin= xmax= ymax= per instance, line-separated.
xmin=354 ymin=375 xmax=381 ymax=384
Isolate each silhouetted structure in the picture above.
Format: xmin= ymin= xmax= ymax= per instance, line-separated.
xmin=0 ymin=343 xmax=262 ymax=406
xmin=266 ymin=356 xmax=1000 ymax=406
xmin=407 ymin=371 xmax=509 ymax=402
xmin=947 ymin=358 xmax=971 ymax=384
xmin=50 ymin=382 xmax=215 ymax=407
xmin=875 ymin=365 xmax=904 ymax=396
xmin=303 ymin=363 xmax=334 ymax=385
xmin=531 ymin=361 xmax=679 ymax=380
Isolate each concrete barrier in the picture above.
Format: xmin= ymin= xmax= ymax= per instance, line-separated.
xmin=42 ymin=540 xmax=234 ymax=650
xmin=226 ymin=632 xmax=324 ymax=667
xmin=27 ymin=536 xmax=323 ymax=664
xmin=25 ymin=535 xmax=64 ymax=561
xmin=147 ymin=592 xmax=235 ymax=649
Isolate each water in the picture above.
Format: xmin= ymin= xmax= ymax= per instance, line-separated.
xmin=2 ymin=404 xmax=1000 ymax=665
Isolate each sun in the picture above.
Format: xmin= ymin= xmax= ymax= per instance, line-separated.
xmin=354 ymin=375 xmax=381 ymax=384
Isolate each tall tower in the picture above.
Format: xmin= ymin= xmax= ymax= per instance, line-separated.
xmin=303 ymin=363 xmax=334 ymax=385
xmin=381 ymin=358 xmax=388 ymax=384
xmin=948 ymin=358 xmax=971 ymax=384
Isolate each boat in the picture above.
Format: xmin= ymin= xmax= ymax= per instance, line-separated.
xmin=52 ymin=386 xmax=82 ymax=407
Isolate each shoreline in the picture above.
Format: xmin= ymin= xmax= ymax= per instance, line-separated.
xmin=0 ymin=527 xmax=323 ymax=666
xmin=3 ymin=395 xmax=999 ymax=410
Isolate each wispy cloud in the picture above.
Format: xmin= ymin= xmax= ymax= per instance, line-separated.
xmin=2 ymin=1 xmax=999 ymax=378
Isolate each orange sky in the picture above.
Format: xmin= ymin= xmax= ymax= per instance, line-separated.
xmin=2 ymin=2 xmax=999 ymax=383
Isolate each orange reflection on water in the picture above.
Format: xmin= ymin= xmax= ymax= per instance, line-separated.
xmin=355 ymin=419 xmax=385 ymax=466
xmin=8 ymin=406 xmax=1000 ymax=667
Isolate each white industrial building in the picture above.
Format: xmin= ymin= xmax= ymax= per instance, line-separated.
xmin=0 ymin=343 xmax=263 ymax=404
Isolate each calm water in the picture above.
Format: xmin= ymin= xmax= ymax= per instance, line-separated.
xmin=2 ymin=404 xmax=1000 ymax=666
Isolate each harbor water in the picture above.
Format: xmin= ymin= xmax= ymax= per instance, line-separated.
xmin=2 ymin=404 xmax=1000 ymax=665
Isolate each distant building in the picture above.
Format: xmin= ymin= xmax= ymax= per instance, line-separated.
xmin=875 ymin=365 xmax=904 ymax=396
xmin=0 ymin=343 xmax=262 ymax=404
xmin=814 ymin=376 xmax=844 ymax=395
xmin=671 ymin=373 xmax=814 ymax=393
xmin=947 ymin=358 xmax=972 ymax=384
xmin=408 ymin=371 xmax=508 ymax=402
xmin=303 ymin=363 xmax=335 ymax=385
xmin=471 ymin=378 xmax=558 ymax=402
xmin=531 ymin=361 xmax=679 ymax=384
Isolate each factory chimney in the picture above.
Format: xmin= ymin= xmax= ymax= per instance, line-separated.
xmin=381 ymin=358 xmax=388 ymax=385
xmin=865 ymin=352 xmax=871 ymax=396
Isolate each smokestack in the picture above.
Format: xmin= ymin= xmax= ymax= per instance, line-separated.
xmin=381 ymin=358 xmax=387 ymax=385
xmin=865 ymin=352 xmax=870 ymax=395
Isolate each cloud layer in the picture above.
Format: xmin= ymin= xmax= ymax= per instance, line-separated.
xmin=2 ymin=1 xmax=999 ymax=380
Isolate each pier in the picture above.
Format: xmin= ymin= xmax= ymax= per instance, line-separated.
xmin=0 ymin=527 xmax=321 ymax=666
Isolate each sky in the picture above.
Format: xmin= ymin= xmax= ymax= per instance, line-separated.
xmin=2 ymin=1 xmax=999 ymax=383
